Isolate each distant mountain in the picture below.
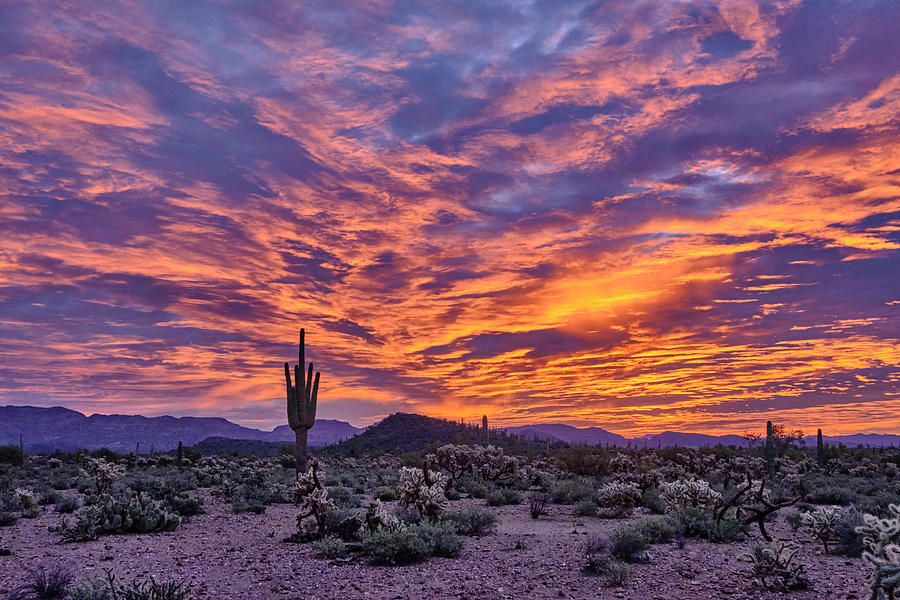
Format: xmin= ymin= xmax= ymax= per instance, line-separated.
xmin=0 ymin=406 xmax=362 ymax=452
xmin=632 ymin=431 xmax=751 ymax=449
xmin=807 ymin=433 xmax=900 ymax=448
xmin=504 ymin=424 xmax=628 ymax=446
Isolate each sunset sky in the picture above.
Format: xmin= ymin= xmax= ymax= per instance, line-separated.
xmin=2 ymin=1 xmax=900 ymax=435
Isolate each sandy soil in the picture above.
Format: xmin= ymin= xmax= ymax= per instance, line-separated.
xmin=0 ymin=492 xmax=870 ymax=600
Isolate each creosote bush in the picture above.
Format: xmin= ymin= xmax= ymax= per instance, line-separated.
xmin=447 ymin=507 xmax=498 ymax=536
xmin=361 ymin=521 xmax=463 ymax=565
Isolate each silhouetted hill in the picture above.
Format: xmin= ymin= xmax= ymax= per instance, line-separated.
xmin=325 ymin=413 xmax=558 ymax=455
xmin=0 ymin=406 xmax=362 ymax=452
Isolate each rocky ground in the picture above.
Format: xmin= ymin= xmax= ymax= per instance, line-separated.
xmin=0 ymin=492 xmax=870 ymax=600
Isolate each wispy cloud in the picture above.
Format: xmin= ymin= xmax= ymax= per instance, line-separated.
xmin=1 ymin=0 xmax=899 ymax=434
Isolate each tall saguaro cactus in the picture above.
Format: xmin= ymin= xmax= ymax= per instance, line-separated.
xmin=285 ymin=328 xmax=320 ymax=475
xmin=765 ymin=420 xmax=776 ymax=477
xmin=816 ymin=428 xmax=825 ymax=466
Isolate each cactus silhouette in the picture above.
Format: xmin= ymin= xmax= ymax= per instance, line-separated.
xmin=285 ymin=328 xmax=320 ymax=476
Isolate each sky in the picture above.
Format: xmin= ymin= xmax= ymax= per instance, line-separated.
xmin=1 ymin=0 xmax=900 ymax=436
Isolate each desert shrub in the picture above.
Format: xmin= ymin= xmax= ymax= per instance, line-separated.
xmin=111 ymin=575 xmax=192 ymax=600
xmin=609 ymin=524 xmax=650 ymax=562
xmin=486 ymin=488 xmax=520 ymax=506
xmin=39 ymin=490 xmax=62 ymax=506
xmin=54 ymin=495 xmax=81 ymax=514
xmin=7 ymin=563 xmax=75 ymax=600
xmin=633 ymin=515 xmax=677 ymax=544
xmin=417 ymin=521 xmax=464 ymax=558
xmin=809 ymin=485 xmax=855 ymax=506
xmin=641 ymin=487 xmax=666 ymax=514
xmin=527 ymin=490 xmax=551 ymax=519
xmin=551 ymin=479 xmax=594 ymax=505
xmin=835 ymin=506 xmax=865 ymax=557
xmin=67 ymin=579 xmax=112 ymax=600
xmin=671 ymin=506 xmax=744 ymax=543
xmin=0 ymin=445 xmax=24 ymax=466
xmin=311 ymin=535 xmax=348 ymax=559
xmin=0 ymin=511 xmax=19 ymax=526
xmin=447 ymin=507 xmax=498 ymax=536
xmin=361 ymin=524 xmax=431 ymax=565
xmin=746 ymin=540 xmax=810 ymax=591
xmin=856 ymin=491 xmax=900 ymax=517
xmin=164 ymin=492 xmax=203 ymax=517
xmin=374 ymin=486 xmax=399 ymax=501
xmin=785 ymin=508 xmax=803 ymax=532
xmin=582 ymin=535 xmax=630 ymax=587
xmin=326 ymin=486 xmax=361 ymax=509
xmin=576 ymin=499 xmax=598 ymax=516
xmin=801 ymin=506 xmax=840 ymax=553
xmin=595 ymin=482 xmax=641 ymax=518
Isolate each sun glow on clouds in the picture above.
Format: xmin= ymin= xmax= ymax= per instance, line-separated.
xmin=1 ymin=0 xmax=900 ymax=434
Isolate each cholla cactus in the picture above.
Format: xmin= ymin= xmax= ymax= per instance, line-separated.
xmin=660 ymin=478 xmax=723 ymax=511
xmin=801 ymin=507 xmax=841 ymax=553
xmin=476 ymin=446 xmax=521 ymax=484
xmin=746 ymin=540 xmax=810 ymax=590
xmin=609 ymin=453 xmax=636 ymax=474
xmin=364 ymin=498 xmax=400 ymax=532
xmin=14 ymin=488 xmax=37 ymax=511
xmin=428 ymin=444 xmax=522 ymax=488
xmin=82 ymin=458 xmax=126 ymax=495
xmin=595 ymin=481 xmax=641 ymax=518
xmin=857 ymin=503 xmax=900 ymax=599
xmin=293 ymin=463 xmax=336 ymax=539
xmin=399 ymin=466 xmax=447 ymax=518
xmin=852 ymin=457 xmax=878 ymax=478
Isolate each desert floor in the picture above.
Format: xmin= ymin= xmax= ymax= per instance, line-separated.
xmin=0 ymin=492 xmax=869 ymax=600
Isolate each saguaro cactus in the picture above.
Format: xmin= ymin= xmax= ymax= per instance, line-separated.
xmin=765 ymin=420 xmax=776 ymax=477
xmin=176 ymin=441 xmax=183 ymax=468
xmin=816 ymin=428 xmax=825 ymax=466
xmin=285 ymin=328 xmax=320 ymax=475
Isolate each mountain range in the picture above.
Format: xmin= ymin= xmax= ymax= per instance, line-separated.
xmin=2 ymin=405 xmax=898 ymax=452
xmin=0 ymin=405 xmax=362 ymax=453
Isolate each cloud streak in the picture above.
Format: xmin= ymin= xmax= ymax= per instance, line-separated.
xmin=1 ymin=0 xmax=899 ymax=435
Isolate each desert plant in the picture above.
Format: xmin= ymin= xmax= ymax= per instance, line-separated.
xmin=632 ymin=515 xmax=677 ymax=544
xmin=7 ymin=563 xmax=75 ymax=600
xmin=857 ymin=503 xmax=900 ymax=599
xmin=527 ymin=489 xmax=551 ymax=519
xmin=54 ymin=492 xmax=180 ymax=542
xmin=447 ymin=507 xmax=497 ymax=536
xmin=398 ymin=464 xmax=447 ymax=519
xmin=609 ymin=523 xmax=650 ymax=562
xmin=361 ymin=522 xmax=451 ymax=565
xmin=54 ymin=494 xmax=81 ymax=514
xmin=595 ymin=481 xmax=641 ymax=518
xmin=746 ymin=540 xmax=810 ymax=591
xmin=801 ymin=506 xmax=841 ymax=553
xmin=582 ymin=535 xmax=630 ymax=586
xmin=660 ymin=478 xmax=722 ymax=510
xmin=293 ymin=463 xmax=337 ymax=540
xmin=311 ymin=535 xmax=348 ymax=559
xmin=285 ymin=328 xmax=320 ymax=474
xmin=486 ymin=487 xmax=521 ymax=506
